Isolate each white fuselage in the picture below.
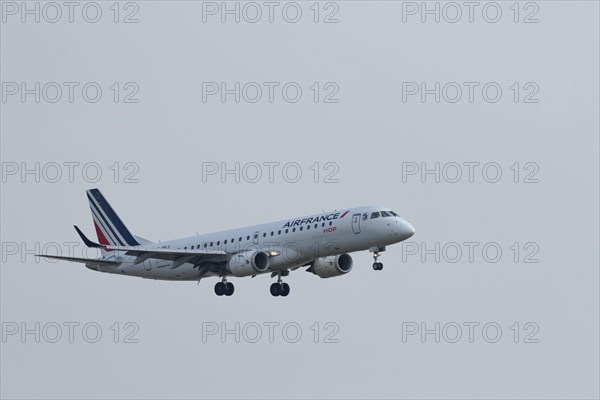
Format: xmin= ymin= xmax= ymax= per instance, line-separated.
xmin=94 ymin=206 xmax=415 ymax=281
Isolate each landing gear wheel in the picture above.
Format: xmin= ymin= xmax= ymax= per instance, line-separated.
xmin=214 ymin=282 xmax=225 ymax=296
xmin=270 ymin=282 xmax=281 ymax=297
xmin=372 ymin=262 xmax=383 ymax=271
xmin=280 ymin=282 xmax=290 ymax=297
xmin=224 ymin=282 xmax=235 ymax=296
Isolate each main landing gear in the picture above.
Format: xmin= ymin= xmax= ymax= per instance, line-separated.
xmin=371 ymin=246 xmax=385 ymax=271
xmin=270 ymin=271 xmax=290 ymax=297
xmin=214 ymin=277 xmax=234 ymax=296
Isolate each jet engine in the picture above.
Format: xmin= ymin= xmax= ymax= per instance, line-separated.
xmin=226 ymin=251 xmax=270 ymax=277
xmin=307 ymin=254 xmax=353 ymax=278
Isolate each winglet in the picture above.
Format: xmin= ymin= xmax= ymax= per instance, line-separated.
xmin=74 ymin=225 xmax=103 ymax=248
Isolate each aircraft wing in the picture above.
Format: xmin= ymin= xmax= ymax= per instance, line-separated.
xmin=104 ymin=245 xmax=229 ymax=268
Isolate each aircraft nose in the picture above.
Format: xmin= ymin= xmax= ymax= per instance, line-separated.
xmin=398 ymin=218 xmax=415 ymax=240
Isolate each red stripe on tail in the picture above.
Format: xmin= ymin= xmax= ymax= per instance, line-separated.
xmin=93 ymin=221 xmax=113 ymax=251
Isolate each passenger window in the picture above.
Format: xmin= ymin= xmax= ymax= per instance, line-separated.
xmin=216 ymin=241 xmax=220 ymax=245
xmin=278 ymin=230 xmax=281 ymax=235
xmin=271 ymin=232 xmax=274 ymax=236
xmin=293 ymin=228 xmax=296 ymax=232
xmin=210 ymin=242 xmax=213 ymax=246
xmin=285 ymin=229 xmax=289 ymax=233
xmin=184 ymin=246 xmax=187 ymax=249
xmin=307 ymin=225 xmax=310 ymax=230
xmin=314 ymin=224 xmax=318 ymax=228
xmin=263 ymin=232 xmax=266 ymax=237
xmin=247 ymin=235 xmax=250 ymax=240
xmin=322 ymin=223 xmax=325 ymax=227
xmin=239 ymin=237 xmax=242 ymax=242
xmin=329 ymin=221 xmax=332 ymax=226
xmin=204 ymin=243 xmax=207 ymax=248
xmin=224 ymin=240 xmax=227 ymax=244
xmin=300 ymin=227 xmax=303 ymax=231
xmin=371 ymin=212 xmax=380 ymax=219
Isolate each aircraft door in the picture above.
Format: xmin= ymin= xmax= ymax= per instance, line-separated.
xmin=352 ymin=213 xmax=361 ymax=234
xmin=253 ymin=231 xmax=259 ymax=244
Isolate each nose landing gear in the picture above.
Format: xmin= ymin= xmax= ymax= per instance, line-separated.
xmin=370 ymin=246 xmax=385 ymax=271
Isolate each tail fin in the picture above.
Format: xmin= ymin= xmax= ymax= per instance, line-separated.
xmin=86 ymin=188 xmax=140 ymax=248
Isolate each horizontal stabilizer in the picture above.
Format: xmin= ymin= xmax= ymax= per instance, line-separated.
xmin=36 ymin=254 xmax=121 ymax=268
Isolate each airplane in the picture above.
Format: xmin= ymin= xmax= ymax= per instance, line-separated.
xmin=37 ymin=188 xmax=416 ymax=297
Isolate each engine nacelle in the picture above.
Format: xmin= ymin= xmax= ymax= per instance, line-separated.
xmin=309 ymin=254 xmax=353 ymax=278
xmin=226 ymin=251 xmax=270 ymax=277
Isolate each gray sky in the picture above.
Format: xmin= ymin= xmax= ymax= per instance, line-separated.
xmin=1 ymin=1 xmax=599 ymax=399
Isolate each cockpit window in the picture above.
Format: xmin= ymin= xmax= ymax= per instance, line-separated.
xmin=389 ymin=211 xmax=398 ymax=216
xmin=380 ymin=211 xmax=391 ymax=217
xmin=371 ymin=212 xmax=380 ymax=219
